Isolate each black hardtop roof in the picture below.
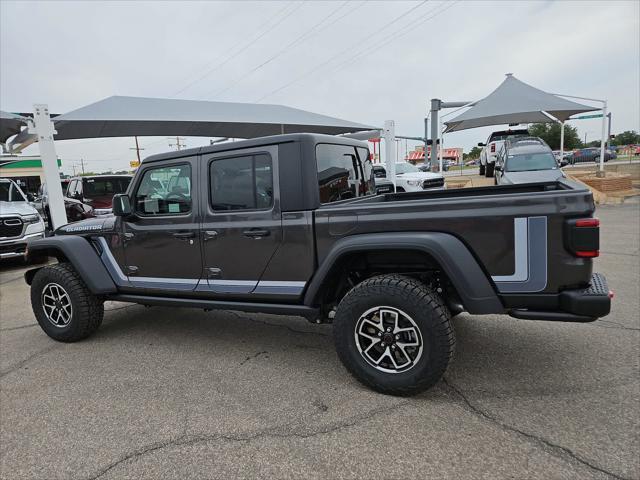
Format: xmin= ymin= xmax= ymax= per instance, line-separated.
xmin=488 ymin=128 xmax=529 ymax=139
xmin=72 ymin=174 xmax=133 ymax=180
xmin=142 ymin=133 xmax=368 ymax=164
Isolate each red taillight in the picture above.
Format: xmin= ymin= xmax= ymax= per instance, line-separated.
xmin=575 ymin=250 xmax=599 ymax=258
xmin=575 ymin=218 xmax=599 ymax=228
xmin=490 ymin=144 xmax=495 ymax=153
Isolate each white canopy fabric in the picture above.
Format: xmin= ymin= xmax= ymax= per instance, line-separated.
xmin=0 ymin=110 xmax=29 ymax=143
xmin=443 ymin=74 xmax=598 ymax=133
xmin=51 ymin=96 xmax=375 ymax=140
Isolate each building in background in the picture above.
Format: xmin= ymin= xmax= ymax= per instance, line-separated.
xmin=405 ymin=145 xmax=463 ymax=165
xmin=0 ymin=156 xmax=63 ymax=195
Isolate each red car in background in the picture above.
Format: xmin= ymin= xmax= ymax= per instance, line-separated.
xmin=59 ymin=175 xmax=132 ymax=223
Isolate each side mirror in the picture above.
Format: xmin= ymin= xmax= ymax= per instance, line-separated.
xmin=26 ymin=192 xmax=35 ymax=202
xmin=112 ymin=194 xmax=132 ymax=217
xmin=495 ymin=165 xmax=503 ymax=173
xmin=478 ymin=142 xmax=486 ymax=147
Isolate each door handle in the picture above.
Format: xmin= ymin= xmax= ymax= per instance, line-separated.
xmin=203 ymin=230 xmax=218 ymax=241
xmin=242 ymin=229 xmax=270 ymax=238
xmin=173 ymin=231 xmax=196 ymax=240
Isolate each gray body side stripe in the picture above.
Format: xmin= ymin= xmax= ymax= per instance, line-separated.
xmin=492 ymin=216 xmax=547 ymax=293
xmin=97 ymin=237 xmax=305 ymax=294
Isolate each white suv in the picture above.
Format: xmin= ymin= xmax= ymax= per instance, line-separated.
xmin=0 ymin=178 xmax=46 ymax=260
xmin=373 ymin=163 xmax=445 ymax=192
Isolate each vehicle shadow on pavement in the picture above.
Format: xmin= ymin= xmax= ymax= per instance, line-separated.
xmin=94 ymin=305 xmax=616 ymax=399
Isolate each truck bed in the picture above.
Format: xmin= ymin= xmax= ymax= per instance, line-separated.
xmin=314 ymin=180 xmax=595 ymax=296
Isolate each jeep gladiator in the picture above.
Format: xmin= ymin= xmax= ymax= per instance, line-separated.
xmin=24 ymin=133 xmax=611 ymax=395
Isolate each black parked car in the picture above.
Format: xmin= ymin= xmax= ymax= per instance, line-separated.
xmin=568 ymin=148 xmax=616 ymax=165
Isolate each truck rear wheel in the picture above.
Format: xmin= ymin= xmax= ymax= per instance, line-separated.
xmin=333 ymin=274 xmax=455 ymax=396
xmin=31 ymin=263 xmax=104 ymax=342
xmin=485 ymin=163 xmax=495 ymax=177
xmin=479 ymin=164 xmax=486 ymax=176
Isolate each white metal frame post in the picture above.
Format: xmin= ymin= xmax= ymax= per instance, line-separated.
xmin=598 ymin=100 xmax=607 ymax=176
xmin=560 ymin=121 xmax=565 ymax=163
xmin=383 ymin=120 xmax=397 ymax=190
xmin=31 ymin=104 xmax=67 ymax=228
xmin=552 ymin=93 xmax=608 ymax=176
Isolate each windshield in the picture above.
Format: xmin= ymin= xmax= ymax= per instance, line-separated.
xmin=83 ymin=177 xmax=131 ymax=197
xmin=0 ymin=181 xmax=26 ymax=202
xmin=395 ymin=163 xmax=420 ymax=174
xmin=505 ymin=152 xmax=558 ymax=172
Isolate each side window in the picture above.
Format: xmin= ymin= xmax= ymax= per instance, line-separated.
xmin=66 ymin=180 xmax=76 ymax=197
xmin=209 ymin=153 xmax=273 ymax=211
xmin=315 ymin=143 xmax=374 ymax=204
xmin=134 ymin=164 xmax=192 ymax=215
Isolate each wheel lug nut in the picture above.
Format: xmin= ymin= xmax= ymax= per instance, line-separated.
xmin=395 ymin=334 xmax=400 ymax=340
xmin=386 ymin=328 xmax=391 ymax=332
xmin=392 ymin=345 xmax=396 ymax=350
xmin=378 ymin=332 xmax=382 ymax=337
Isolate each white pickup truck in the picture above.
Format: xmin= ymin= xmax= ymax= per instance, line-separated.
xmin=372 ymin=162 xmax=445 ymax=192
xmin=478 ymin=128 xmax=529 ymax=177
xmin=0 ymin=178 xmax=46 ymax=260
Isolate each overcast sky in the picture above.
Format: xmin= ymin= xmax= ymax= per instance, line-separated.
xmin=1 ymin=0 xmax=638 ymax=174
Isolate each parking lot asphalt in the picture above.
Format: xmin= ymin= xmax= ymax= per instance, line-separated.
xmin=1 ymin=201 xmax=638 ymax=480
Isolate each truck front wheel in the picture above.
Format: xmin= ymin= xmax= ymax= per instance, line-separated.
xmin=31 ymin=263 xmax=104 ymax=342
xmin=333 ymin=274 xmax=455 ymax=396
xmin=479 ymin=163 xmax=486 ymax=176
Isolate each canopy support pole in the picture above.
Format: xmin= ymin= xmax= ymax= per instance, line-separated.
xmin=598 ymin=101 xmax=607 ymax=176
xmin=560 ymin=121 xmax=565 ymax=164
xmin=383 ymin=120 xmax=397 ymax=190
xmin=551 ymin=93 xmax=607 ymax=176
xmin=430 ymin=99 xmax=440 ymax=172
xmin=30 ymin=104 xmax=67 ymax=229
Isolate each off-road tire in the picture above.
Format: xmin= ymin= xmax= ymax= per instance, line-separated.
xmin=485 ymin=162 xmax=495 ymax=177
xmin=31 ymin=262 xmax=104 ymax=342
xmin=333 ymin=274 xmax=455 ymax=396
xmin=478 ymin=163 xmax=486 ymax=176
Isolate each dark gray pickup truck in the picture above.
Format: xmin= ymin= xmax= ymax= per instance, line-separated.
xmin=25 ymin=133 xmax=611 ymax=395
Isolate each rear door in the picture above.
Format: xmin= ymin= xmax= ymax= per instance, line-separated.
xmin=199 ymin=145 xmax=282 ymax=294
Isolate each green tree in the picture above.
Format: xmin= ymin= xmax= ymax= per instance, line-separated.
xmin=528 ymin=123 xmax=582 ymax=150
xmin=611 ymin=130 xmax=640 ymax=146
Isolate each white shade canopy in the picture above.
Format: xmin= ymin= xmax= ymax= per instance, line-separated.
xmin=0 ymin=110 xmax=28 ymax=143
xmin=444 ymin=74 xmax=598 ymax=133
xmin=51 ymin=96 xmax=375 ymax=140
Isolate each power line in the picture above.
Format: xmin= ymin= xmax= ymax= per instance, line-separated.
xmin=206 ymin=0 xmax=364 ymax=99
xmin=327 ymin=1 xmax=456 ymax=75
xmin=171 ymin=1 xmax=304 ymax=98
xmin=254 ymin=0 xmax=430 ymax=102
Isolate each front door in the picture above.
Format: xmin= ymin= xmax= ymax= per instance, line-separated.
xmin=199 ymin=146 xmax=282 ymax=295
xmin=121 ymin=158 xmax=202 ymax=292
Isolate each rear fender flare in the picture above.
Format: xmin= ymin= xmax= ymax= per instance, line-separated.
xmin=304 ymin=232 xmax=504 ymax=315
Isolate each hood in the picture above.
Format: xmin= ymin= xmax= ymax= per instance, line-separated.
xmin=0 ymin=200 xmax=38 ymax=217
xmin=501 ymin=169 xmax=565 ymax=184
xmin=55 ymin=217 xmax=115 ymax=235
xmin=396 ymin=172 xmax=444 ymax=181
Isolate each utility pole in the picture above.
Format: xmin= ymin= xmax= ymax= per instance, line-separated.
xmin=130 ymin=136 xmax=144 ymax=162
xmin=168 ymin=136 xmax=186 ymax=151
xmin=80 ymin=157 xmax=85 ymax=175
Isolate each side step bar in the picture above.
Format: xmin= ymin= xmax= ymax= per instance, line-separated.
xmin=509 ymin=309 xmax=596 ymax=322
xmin=108 ymin=294 xmax=319 ymax=319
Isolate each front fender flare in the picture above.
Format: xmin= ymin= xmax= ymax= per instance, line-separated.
xmin=304 ymin=232 xmax=504 ymax=315
xmin=25 ymin=236 xmax=117 ymax=295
